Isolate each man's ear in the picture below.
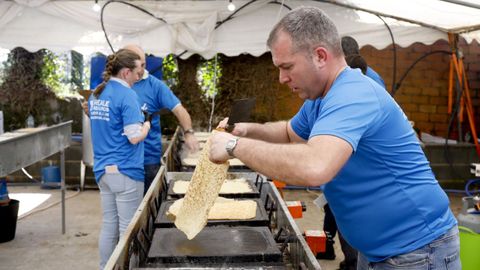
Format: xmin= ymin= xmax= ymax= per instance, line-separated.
xmin=313 ymin=46 xmax=328 ymax=66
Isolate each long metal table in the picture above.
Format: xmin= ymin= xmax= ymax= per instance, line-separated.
xmin=0 ymin=121 xmax=72 ymax=234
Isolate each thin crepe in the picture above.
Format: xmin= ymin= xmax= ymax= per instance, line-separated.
xmin=174 ymin=132 xmax=229 ymax=239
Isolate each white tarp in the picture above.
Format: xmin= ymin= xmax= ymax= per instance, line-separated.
xmin=0 ymin=0 xmax=479 ymax=58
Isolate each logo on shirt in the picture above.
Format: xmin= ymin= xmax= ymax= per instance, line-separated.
xmin=141 ymin=103 xmax=148 ymax=112
xmin=90 ymin=99 xmax=110 ymax=121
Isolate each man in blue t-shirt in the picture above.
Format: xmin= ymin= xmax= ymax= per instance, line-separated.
xmin=123 ymin=45 xmax=199 ymax=195
xmin=209 ymin=7 xmax=460 ymax=270
xmin=342 ymin=36 xmax=386 ymax=89
xmin=319 ymin=37 xmax=388 ymax=270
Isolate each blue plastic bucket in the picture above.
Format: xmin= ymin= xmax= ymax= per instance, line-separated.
xmin=41 ymin=166 xmax=61 ymax=189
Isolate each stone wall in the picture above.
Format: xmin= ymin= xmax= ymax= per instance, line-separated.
xmin=171 ymin=40 xmax=480 ymax=141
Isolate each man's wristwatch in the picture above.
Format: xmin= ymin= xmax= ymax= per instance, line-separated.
xmin=184 ymin=128 xmax=194 ymax=135
xmin=225 ymin=137 xmax=239 ymax=157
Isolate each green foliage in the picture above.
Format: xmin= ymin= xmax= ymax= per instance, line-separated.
xmin=162 ymin=54 xmax=178 ymax=89
xmin=71 ymin=51 xmax=84 ymax=90
xmin=41 ymin=51 xmax=84 ymax=97
xmin=41 ymin=50 xmax=63 ymax=92
xmin=0 ymin=48 xmax=56 ymax=130
xmin=0 ymin=49 xmax=8 ymax=85
xmin=197 ymin=55 xmax=222 ymax=99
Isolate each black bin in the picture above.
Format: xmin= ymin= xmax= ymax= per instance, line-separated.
xmin=0 ymin=199 xmax=19 ymax=243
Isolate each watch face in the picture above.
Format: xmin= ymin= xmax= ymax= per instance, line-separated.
xmin=226 ymin=138 xmax=238 ymax=156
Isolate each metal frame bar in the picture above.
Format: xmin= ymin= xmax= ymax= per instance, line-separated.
xmin=438 ymin=0 xmax=480 ymax=10
xmin=317 ymin=0 xmax=480 ymax=34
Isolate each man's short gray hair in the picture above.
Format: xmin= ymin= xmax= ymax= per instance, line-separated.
xmin=267 ymin=6 xmax=342 ymax=56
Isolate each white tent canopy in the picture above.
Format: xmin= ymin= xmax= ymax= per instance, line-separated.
xmin=1 ymin=0 xmax=480 ymax=58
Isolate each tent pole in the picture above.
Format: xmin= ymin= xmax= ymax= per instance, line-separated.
xmin=438 ymin=0 xmax=480 ymax=10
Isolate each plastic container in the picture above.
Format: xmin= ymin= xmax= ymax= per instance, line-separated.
xmin=459 ymin=226 xmax=480 ymax=270
xmin=457 ymin=196 xmax=480 ymax=270
xmin=26 ymin=114 xmax=34 ymax=128
xmin=0 ymin=199 xmax=19 ymax=243
xmin=457 ymin=197 xmax=480 ymax=232
xmin=41 ymin=166 xmax=61 ymax=189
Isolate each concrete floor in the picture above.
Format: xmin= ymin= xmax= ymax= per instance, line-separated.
xmin=0 ymin=185 xmax=464 ymax=270
xmin=0 ymin=186 xmax=100 ymax=270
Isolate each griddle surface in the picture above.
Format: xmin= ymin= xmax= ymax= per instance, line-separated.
xmin=147 ymin=227 xmax=281 ymax=265
xmin=167 ymin=179 xmax=260 ymax=199
xmin=135 ymin=263 xmax=286 ymax=269
xmin=155 ymin=199 xmax=269 ymax=228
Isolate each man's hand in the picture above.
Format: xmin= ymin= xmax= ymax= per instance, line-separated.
xmin=184 ymin=133 xmax=200 ymax=153
xmin=209 ymin=131 xmax=236 ymax=164
xmin=142 ymin=110 xmax=154 ymax=123
xmin=82 ymin=101 xmax=89 ymax=116
xmin=216 ymin=117 xmax=247 ymax=137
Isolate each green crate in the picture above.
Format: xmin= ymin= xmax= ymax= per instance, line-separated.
xmin=459 ymin=226 xmax=480 ymax=270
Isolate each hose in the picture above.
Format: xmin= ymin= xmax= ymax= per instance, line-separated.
xmin=465 ymin=178 xmax=480 ymax=196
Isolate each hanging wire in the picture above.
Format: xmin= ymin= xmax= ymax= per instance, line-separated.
xmin=375 ymin=15 xmax=397 ymax=95
xmin=208 ymin=54 xmax=219 ymax=132
xmin=100 ymin=0 xmax=167 ymax=53
xmin=274 ymin=0 xmax=288 ymax=22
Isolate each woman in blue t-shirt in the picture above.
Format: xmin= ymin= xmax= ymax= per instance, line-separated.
xmin=88 ymin=49 xmax=150 ymax=269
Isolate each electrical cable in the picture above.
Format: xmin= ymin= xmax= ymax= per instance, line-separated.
xmin=21 ymin=168 xmax=41 ymax=182
xmin=393 ymin=49 xmax=471 ymax=187
xmin=444 ymin=54 xmax=466 ymax=180
xmin=393 ymin=50 xmax=451 ymax=95
xmin=98 ymin=0 xmax=294 ymax=127
xmin=100 ymin=0 xmax=167 ymax=54
xmin=99 ymin=0 xmax=291 ymax=75
xmin=207 ymin=54 xmax=219 ymax=132
xmin=270 ymin=0 xmax=292 ymax=22
xmin=465 ymin=178 xmax=480 ymax=196
xmin=375 ymin=15 xmax=397 ymax=94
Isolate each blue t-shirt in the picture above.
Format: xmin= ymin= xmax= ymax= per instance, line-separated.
xmin=290 ymin=67 xmax=456 ymax=262
xmin=366 ymin=66 xmax=386 ymax=89
xmin=89 ymin=80 xmax=145 ymax=182
xmin=133 ymin=75 xmax=180 ymax=165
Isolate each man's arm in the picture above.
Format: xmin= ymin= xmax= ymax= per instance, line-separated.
xmin=126 ymin=122 xmax=151 ymax=145
xmin=217 ymin=118 xmax=304 ymax=143
xmin=171 ymin=105 xmax=199 ymax=152
xmin=209 ymin=132 xmax=352 ymax=186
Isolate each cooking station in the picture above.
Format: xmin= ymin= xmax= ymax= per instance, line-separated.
xmin=106 ymin=128 xmax=321 ymax=270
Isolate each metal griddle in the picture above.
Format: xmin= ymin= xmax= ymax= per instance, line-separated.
xmin=135 ymin=263 xmax=286 ymax=269
xmin=154 ymin=198 xmax=269 ymax=228
xmin=145 ymin=227 xmax=282 ymax=265
xmin=167 ymin=179 xmax=260 ymax=199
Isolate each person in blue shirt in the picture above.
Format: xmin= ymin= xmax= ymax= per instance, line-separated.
xmin=88 ymin=49 xmax=151 ymax=270
xmin=209 ymin=7 xmax=460 ymax=270
xmin=318 ymin=52 xmax=370 ymax=270
xmin=123 ymin=45 xmax=199 ymax=195
xmin=341 ymin=36 xmax=386 ymax=89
